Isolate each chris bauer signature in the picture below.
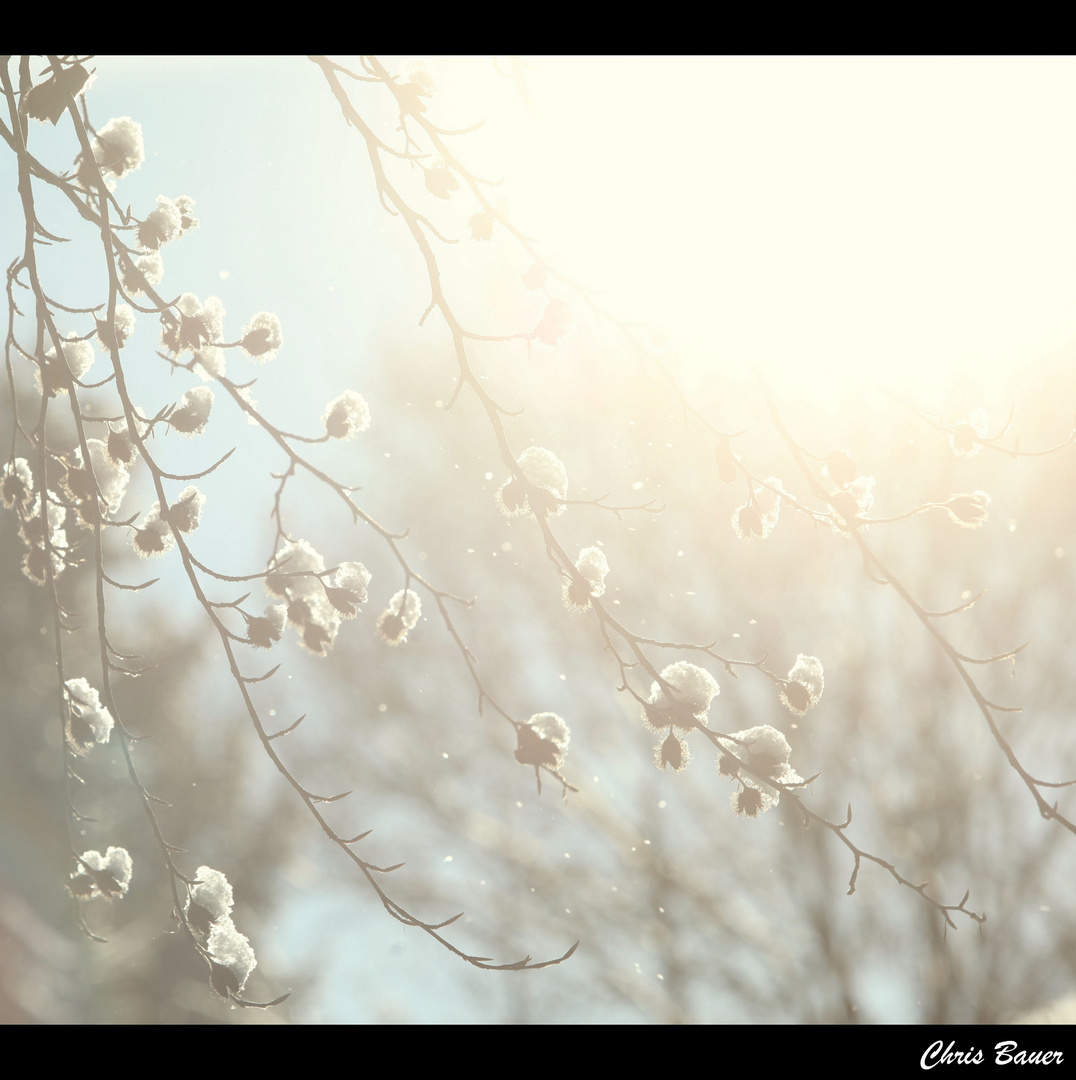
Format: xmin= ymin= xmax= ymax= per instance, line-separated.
xmin=921 ymin=1041 xmax=1064 ymax=1068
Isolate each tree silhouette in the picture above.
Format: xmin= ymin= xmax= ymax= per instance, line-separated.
xmin=1 ymin=54 xmax=1074 ymax=1022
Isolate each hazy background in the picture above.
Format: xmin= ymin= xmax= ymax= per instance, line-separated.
xmin=1 ymin=55 xmax=1074 ymax=1023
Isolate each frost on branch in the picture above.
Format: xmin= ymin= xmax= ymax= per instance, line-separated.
xmin=240 ymin=312 xmax=283 ymax=363
xmin=949 ymin=409 xmax=989 ymax=457
xmin=733 ymin=478 xmax=786 ymax=541
xmin=731 ymin=777 xmax=780 ymax=818
xmin=265 ymin=539 xmax=344 ymax=656
xmin=123 ymin=250 xmax=164 ymax=295
xmin=564 ymin=545 xmax=609 ymax=611
xmin=162 ymin=486 xmax=205 ymax=534
xmin=655 ymin=732 xmax=691 ymax=772
xmin=425 ymin=160 xmax=458 ymax=199
xmin=207 ymin=920 xmax=258 ymax=1000
xmin=519 ymin=446 xmax=568 ymax=508
xmin=265 ymin=541 xmax=371 ymax=655
xmin=65 ymin=438 xmax=130 ymax=525
xmin=299 ymin=603 xmax=341 ymax=656
xmin=780 ymin=654 xmax=825 ymax=716
xmin=470 ymin=210 xmax=494 ymax=240
xmin=185 ymin=867 xmax=258 ymax=999
xmin=16 ymin=491 xmax=68 ymax=584
xmin=324 ymin=561 xmax=371 ymax=619
xmin=322 ymin=390 xmax=371 ymax=439
xmin=165 ymin=293 xmax=225 ymax=361
xmin=399 ymin=60 xmax=437 ymax=109
xmin=132 ymin=504 xmax=175 ymax=559
xmin=1 ymin=458 xmax=33 ymax=511
xmin=137 ymin=195 xmax=183 ymax=251
xmin=187 ymin=865 xmax=234 ymax=927
xmin=38 ymin=334 xmax=95 ymax=396
xmin=25 ymin=60 xmax=92 ymax=125
xmin=246 ymin=604 xmax=287 ymax=649
xmin=64 ymin=677 xmax=114 ymax=756
xmin=88 ymin=116 xmax=144 ymax=187
xmin=515 ymin=712 xmax=571 ymax=770
xmin=68 ymin=847 xmax=132 ymax=901
xmin=721 ymin=726 xmax=804 ymax=818
xmin=644 ymin=661 xmax=720 ymax=729
xmin=498 ymin=446 xmax=569 ymax=520
xmin=168 ymin=386 xmax=214 ymax=436
xmin=828 ymin=475 xmax=876 ymax=533
xmin=534 ymin=299 xmax=574 ymax=347
xmin=175 ymin=195 xmax=198 ymax=232
xmin=946 ymin=491 xmax=990 ymax=529
xmin=104 ymin=422 xmax=136 ymax=468
xmin=377 ymin=588 xmax=421 ymax=646
xmin=95 ymin=303 xmax=135 ymax=352
xmin=725 ymin=726 xmax=802 ymax=784
xmin=268 ymin=538 xmax=324 ymax=599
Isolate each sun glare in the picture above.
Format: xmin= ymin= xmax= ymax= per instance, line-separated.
xmin=448 ymin=56 xmax=1076 ymax=410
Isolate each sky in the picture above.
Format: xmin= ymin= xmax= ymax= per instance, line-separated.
xmin=41 ymin=55 xmax=1076 ymax=415
xmin=420 ymin=56 xmax=1076 ymax=408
